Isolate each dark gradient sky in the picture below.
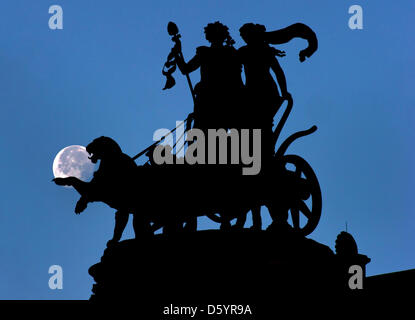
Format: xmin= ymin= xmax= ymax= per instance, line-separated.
xmin=1 ymin=1 xmax=414 ymax=299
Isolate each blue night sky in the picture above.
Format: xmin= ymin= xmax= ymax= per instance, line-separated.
xmin=0 ymin=1 xmax=414 ymax=299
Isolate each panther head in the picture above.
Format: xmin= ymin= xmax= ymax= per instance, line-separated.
xmin=86 ymin=136 xmax=122 ymax=163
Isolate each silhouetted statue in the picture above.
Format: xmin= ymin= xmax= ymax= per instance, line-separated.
xmin=53 ymin=21 xmax=323 ymax=242
xmin=49 ymin=19 xmax=367 ymax=306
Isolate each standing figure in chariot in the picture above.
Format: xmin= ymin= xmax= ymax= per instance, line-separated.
xmin=173 ymin=21 xmax=245 ymax=133
xmin=236 ymin=22 xmax=318 ymax=230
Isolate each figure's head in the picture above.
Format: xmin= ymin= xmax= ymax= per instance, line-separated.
xmin=239 ymin=23 xmax=266 ymax=45
xmin=86 ymin=136 xmax=122 ymax=163
xmin=204 ymin=21 xmax=231 ymax=46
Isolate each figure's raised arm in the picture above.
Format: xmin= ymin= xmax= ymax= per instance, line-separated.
xmin=175 ymin=49 xmax=201 ymax=75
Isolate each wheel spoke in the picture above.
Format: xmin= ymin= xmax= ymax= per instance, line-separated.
xmin=291 ymin=208 xmax=300 ymax=229
xmin=297 ymin=200 xmax=312 ymax=219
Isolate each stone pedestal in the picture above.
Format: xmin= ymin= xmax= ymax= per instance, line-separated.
xmin=89 ymin=229 xmax=363 ymax=305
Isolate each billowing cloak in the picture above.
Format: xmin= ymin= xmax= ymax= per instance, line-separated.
xmin=264 ymin=23 xmax=318 ymax=62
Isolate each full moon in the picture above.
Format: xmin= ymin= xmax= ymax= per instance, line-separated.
xmin=52 ymin=145 xmax=96 ymax=181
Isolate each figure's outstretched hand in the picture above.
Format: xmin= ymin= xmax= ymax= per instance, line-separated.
xmin=75 ymin=198 xmax=87 ymax=214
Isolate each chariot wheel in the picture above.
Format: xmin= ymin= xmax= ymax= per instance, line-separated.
xmin=268 ymin=154 xmax=322 ymax=236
